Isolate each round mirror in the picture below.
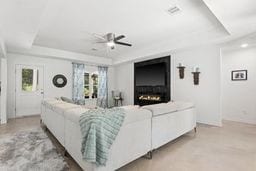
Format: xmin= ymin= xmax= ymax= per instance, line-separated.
xmin=57 ymin=78 xmax=64 ymax=84
xmin=52 ymin=74 xmax=67 ymax=88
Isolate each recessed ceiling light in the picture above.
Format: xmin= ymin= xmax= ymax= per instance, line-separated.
xmin=241 ymin=43 xmax=248 ymax=48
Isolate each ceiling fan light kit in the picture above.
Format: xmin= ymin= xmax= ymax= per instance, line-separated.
xmin=107 ymin=41 xmax=115 ymax=46
xmin=93 ymin=32 xmax=132 ymax=50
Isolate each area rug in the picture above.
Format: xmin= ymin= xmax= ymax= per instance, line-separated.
xmin=0 ymin=129 xmax=69 ymax=171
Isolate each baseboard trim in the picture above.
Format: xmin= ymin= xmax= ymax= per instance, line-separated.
xmin=222 ymin=118 xmax=256 ymax=125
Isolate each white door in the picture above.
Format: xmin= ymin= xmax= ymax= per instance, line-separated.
xmin=15 ymin=65 xmax=44 ymax=117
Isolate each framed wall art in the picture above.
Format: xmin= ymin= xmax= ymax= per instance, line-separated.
xmin=231 ymin=70 xmax=247 ymax=81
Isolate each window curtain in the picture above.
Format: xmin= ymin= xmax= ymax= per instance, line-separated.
xmin=72 ymin=63 xmax=85 ymax=105
xmin=97 ymin=66 xmax=108 ymax=108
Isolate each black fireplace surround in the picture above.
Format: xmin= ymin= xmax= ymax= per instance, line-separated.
xmin=134 ymin=56 xmax=170 ymax=106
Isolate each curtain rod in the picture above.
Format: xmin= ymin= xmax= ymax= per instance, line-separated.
xmin=72 ymin=62 xmax=109 ymax=67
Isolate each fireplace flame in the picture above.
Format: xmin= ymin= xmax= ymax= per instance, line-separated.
xmin=139 ymin=95 xmax=161 ymax=101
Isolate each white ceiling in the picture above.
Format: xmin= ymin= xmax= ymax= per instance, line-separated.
xmin=0 ymin=0 xmax=256 ymax=63
xmin=203 ymin=0 xmax=256 ymax=36
xmin=222 ymin=32 xmax=256 ymax=50
xmin=0 ymin=0 xmax=48 ymax=49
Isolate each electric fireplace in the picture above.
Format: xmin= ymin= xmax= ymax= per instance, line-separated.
xmin=134 ymin=56 xmax=170 ymax=106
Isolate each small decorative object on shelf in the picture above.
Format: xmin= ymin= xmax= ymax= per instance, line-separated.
xmin=192 ymin=67 xmax=200 ymax=85
xmin=177 ymin=63 xmax=186 ymax=79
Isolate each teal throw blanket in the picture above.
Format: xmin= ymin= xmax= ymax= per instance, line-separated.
xmin=79 ymin=107 xmax=125 ymax=166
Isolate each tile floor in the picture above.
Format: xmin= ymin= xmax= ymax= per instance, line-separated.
xmin=0 ymin=116 xmax=255 ymax=171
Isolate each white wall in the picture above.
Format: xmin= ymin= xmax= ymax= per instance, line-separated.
xmin=173 ymin=46 xmax=222 ymax=126
xmin=0 ymin=37 xmax=7 ymax=58
xmin=0 ymin=58 xmax=7 ymax=124
xmin=0 ymin=60 xmax=1 ymax=116
xmin=221 ymin=47 xmax=256 ymax=124
xmin=7 ymin=53 xmax=115 ymax=119
xmin=0 ymin=37 xmax=7 ymax=124
xmin=114 ymin=63 xmax=134 ymax=105
xmin=115 ymin=45 xmax=222 ymax=126
xmin=7 ymin=53 xmax=73 ymax=118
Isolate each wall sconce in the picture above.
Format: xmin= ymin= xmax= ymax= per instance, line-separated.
xmin=192 ymin=67 xmax=200 ymax=85
xmin=177 ymin=63 xmax=185 ymax=79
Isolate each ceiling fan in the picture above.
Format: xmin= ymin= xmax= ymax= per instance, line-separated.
xmin=93 ymin=33 xmax=132 ymax=49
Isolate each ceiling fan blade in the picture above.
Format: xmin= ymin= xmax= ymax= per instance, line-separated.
xmin=95 ymin=40 xmax=108 ymax=43
xmin=115 ymin=41 xmax=132 ymax=46
xmin=92 ymin=33 xmax=106 ymax=40
xmin=114 ymin=35 xmax=125 ymax=41
xmin=91 ymin=44 xmax=108 ymax=51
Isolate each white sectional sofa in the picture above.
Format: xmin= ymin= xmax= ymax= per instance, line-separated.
xmin=41 ymin=99 xmax=196 ymax=171
xmin=42 ymin=100 xmax=152 ymax=171
xmin=41 ymin=100 xmax=81 ymax=146
xmin=142 ymin=101 xmax=196 ymax=149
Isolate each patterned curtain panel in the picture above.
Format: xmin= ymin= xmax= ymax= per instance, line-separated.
xmin=97 ymin=66 xmax=108 ymax=108
xmin=72 ymin=63 xmax=85 ymax=105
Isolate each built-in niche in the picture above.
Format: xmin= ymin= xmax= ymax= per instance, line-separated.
xmin=134 ymin=56 xmax=170 ymax=106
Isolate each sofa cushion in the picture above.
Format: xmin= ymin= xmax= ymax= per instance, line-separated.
xmin=119 ymin=105 xmax=140 ymax=110
xmin=64 ymin=107 xmax=90 ymax=123
xmin=142 ymin=101 xmax=194 ymax=116
xmin=120 ymin=107 xmax=152 ymax=125
xmin=61 ymin=96 xmax=75 ymax=104
xmin=42 ymin=99 xmax=66 ymax=109
xmin=167 ymin=101 xmax=194 ymax=111
xmin=142 ymin=103 xmax=177 ymax=116
xmin=64 ymin=106 xmax=151 ymax=125
xmin=51 ymin=103 xmax=81 ymax=115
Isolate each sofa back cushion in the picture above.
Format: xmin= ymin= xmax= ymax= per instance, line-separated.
xmin=61 ymin=96 xmax=75 ymax=104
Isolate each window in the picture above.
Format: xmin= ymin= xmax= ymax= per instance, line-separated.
xmin=84 ymin=72 xmax=98 ymax=98
xmin=91 ymin=74 xmax=98 ymax=98
xmin=22 ymin=68 xmax=39 ymax=92
xmin=84 ymin=73 xmax=90 ymax=98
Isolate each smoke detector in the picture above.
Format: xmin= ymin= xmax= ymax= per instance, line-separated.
xmin=167 ymin=5 xmax=181 ymax=15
